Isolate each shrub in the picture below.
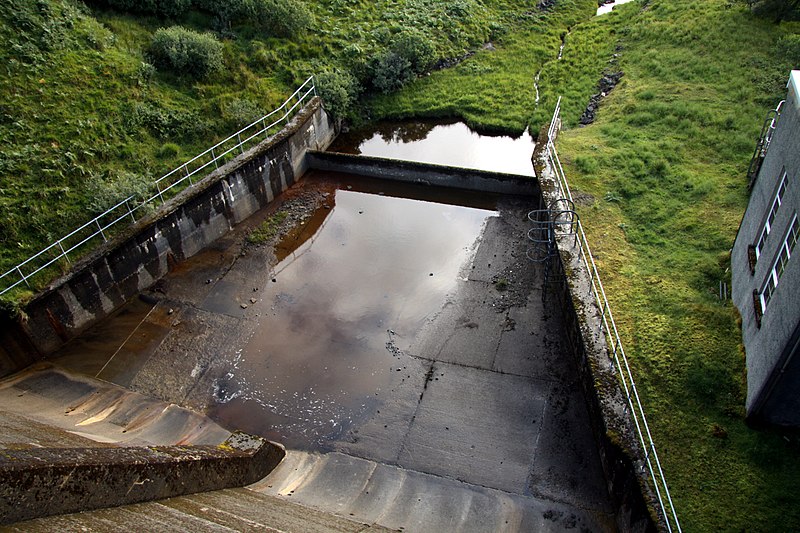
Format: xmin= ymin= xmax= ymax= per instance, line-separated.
xmin=370 ymin=51 xmax=414 ymax=93
xmin=194 ymin=0 xmax=312 ymax=37
xmin=86 ymin=171 xmax=154 ymax=214
xmin=393 ymin=31 xmax=436 ymax=74
xmin=222 ymin=97 xmax=265 ymax=128
xmin=157 ymin=142 xmax=180 ymax=159
xmin=148 ymin=26 xmax=223 ymax=80
xmin=316 ymin=69 xmax=361 ymax=119
xmin=106 ymin=0 xmax=191 ymax=18
xmin=368 ymin=31 xmax=437 ymax=93
xmin=776 ymin=34 xmax=800 ymax=64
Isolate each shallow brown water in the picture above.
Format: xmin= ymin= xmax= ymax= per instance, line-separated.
xmin=329 ymin=120 xmax=536 ymax=176
xmin=208 ymin=178 xmax=497 ymax=447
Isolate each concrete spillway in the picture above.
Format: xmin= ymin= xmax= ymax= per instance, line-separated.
xmin=1 ymin=105 xmax=657 ymax=530
xmin=25 ymin=171 xmax=614 ymax=531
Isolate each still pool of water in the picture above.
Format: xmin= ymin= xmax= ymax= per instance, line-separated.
xmin=597 ymin=0 xmax=636 ymax=15
xmin=329 ymin=121 xmax=536 ymax=176
xmin=209 ymin=179 xmax=497 ymax=448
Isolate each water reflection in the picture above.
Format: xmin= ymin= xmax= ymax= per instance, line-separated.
xmin=210 ymin=186 xmax=496 ymax=448
xmin=597 ymin=0 xmax=636 ymax=16
xmin=330 ymin=121 xmax=536 ymax=176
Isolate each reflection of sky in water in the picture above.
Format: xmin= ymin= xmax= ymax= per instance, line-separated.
xmin=356 ymin=122 xmax=535 ymax=177
xmin=212 ymin=189 xmax=496 ymax=448
xmin=596 ymin=0 xmax=635 ymax=15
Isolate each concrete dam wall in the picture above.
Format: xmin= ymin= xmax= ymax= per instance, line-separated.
xmin=0 ymin=98 xmax=336 ymax=371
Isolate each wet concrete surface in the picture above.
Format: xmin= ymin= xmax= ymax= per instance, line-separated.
xmin=329 ymin=121 xmax=536 ymax=176
xmin=50 ymin=170 xmax=614 ymax=529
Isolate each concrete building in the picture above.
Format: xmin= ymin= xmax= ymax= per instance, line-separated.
xmin=732 ymin=70 xmax=800 ymax=425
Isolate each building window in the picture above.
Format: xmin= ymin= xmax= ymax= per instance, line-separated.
xmin=754 ymin=169 xmax=788 ymax=260
xmin=759 ymin=213 xmax=799 ymax=314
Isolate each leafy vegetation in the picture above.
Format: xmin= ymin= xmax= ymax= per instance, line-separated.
xmin=246 ymin=210 xmax=288 ymax=244
xmin=547 ymin=1 xmax=800 ymax=531
xmin=0 ymin=0 xmax=523 ymax=299
xmin=149 ymin=26 xmax=223 ymax=78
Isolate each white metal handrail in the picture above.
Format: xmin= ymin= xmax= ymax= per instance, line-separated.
xmin=0 ymin=76 xmax=316 ymax=297
xmin=546 ymin=97 xmax=682 ymax=532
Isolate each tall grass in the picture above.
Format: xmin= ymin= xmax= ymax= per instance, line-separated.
xmin=553 ymin=1 xmax=800 ymax=530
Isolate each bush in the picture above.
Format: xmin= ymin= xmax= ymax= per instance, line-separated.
xmin=393 ymin=31 xmax=436 ymax=74
xmin=106 ymin=0 xmax=191 ymax=18
xmin=148 ymin=26 xmax=223 ymax=80
xmin=157 ymin=142 xmax=180 ymax=159
xmin=370 ymin=51 xmax=414 ymax=93
xmin=316 ymin=69 xmax=361 ymax=119
xmin=194 ymin=0 xmax=312 ymax=37
xmin=222 ymin=97 xmax=265 ymax=128
xmin=368 ymin=31 xmax=437 ymax=93
xmin=86 ymin=171 xmax=154 ymax=214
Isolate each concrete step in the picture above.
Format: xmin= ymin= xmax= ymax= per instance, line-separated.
xmin=0 ymin=363 xmax=231 ymax=447
xmin=7 ymin=487 xmax=394 ymax=532
xmin=250 ymin=450 xmax=615 ymax=532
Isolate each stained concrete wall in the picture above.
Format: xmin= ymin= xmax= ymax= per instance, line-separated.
xmin=0 ymin=432 xmax=285 ymax=525
xmin=308 ymin=151 xmax=537 ymax=196
xmin=533 ymin=128 xmax=659 ymax=532
xmin=1 ymin=98 xmax=335 ymax=369
xmin=732 ymin=71 xmax=800 ymax=425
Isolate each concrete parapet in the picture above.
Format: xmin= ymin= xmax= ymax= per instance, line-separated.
xmin=533 ymin=128 xmax=659 ymax=532
xmin=308 ymin=150 xmax=538 ymax=196
xmin=1 ymin=98 xmax=336 ymax=371
xmin=0 ymin=431 xmax=285 ymax=525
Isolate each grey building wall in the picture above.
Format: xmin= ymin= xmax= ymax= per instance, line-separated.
xmin=732 ymin=71 xmax=800 ymax=424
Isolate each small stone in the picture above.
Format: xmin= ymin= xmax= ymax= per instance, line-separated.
xmin=253 ymin=287 xmax=258 ymax=292
xmin=347 ymin=185 xmax=353 ymax=190
xmin=167 ymin=308 xmax=174 ymax=315
xmin=250 ymin=298 xmax=257 ymax=304
xmin=206 ymin=279 xmax=212 ymax=284
xmin=240 ymin=304 xmax=248 ymax=309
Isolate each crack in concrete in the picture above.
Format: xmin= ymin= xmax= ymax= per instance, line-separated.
xmin=392 ymin=361 xmax=436 ymax=465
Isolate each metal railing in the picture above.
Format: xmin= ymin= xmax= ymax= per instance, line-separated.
xmin=545 ymin=97 xmax=682 ymax=532
xmin=746 ymin=100 xmax=784 ymax=189
xmin=0 ymin=76 xmax=316 ymax=297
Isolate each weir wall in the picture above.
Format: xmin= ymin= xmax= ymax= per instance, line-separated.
xmin=0 ymin=98 xmax=335 ymax=372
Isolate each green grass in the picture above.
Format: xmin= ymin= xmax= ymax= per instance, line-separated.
xmin=549 ymin=1 xmax=800 ymax=530
xmin=246 ymin=210 xmax=288 ymax=244
xmin=0 ymin=0 xmax=534 ymax=300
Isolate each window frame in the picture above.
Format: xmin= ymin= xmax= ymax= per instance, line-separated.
xmin=759 ymin=213 xmax=799 ymax=315
xmin=754 ymin=168 xmax=789 ymax=260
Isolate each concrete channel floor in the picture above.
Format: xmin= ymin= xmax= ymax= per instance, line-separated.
xmin=40 ymin=173 xmax=614 ymax=532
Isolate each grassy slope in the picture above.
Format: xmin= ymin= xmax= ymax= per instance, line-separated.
xmin=553 ymin=2 xmax=800 ymax=531
xmin=0 ymin=0 xmax=520 ymax=300
xmin=374 ymin=0 xmax=800 ymax=530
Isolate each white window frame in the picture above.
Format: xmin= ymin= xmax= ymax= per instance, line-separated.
xmin=755 ymin=169 xmax=789 ymax=260
xmin=760 ymin=213 xmax=799 ymax=313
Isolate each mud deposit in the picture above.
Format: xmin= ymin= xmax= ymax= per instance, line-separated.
xmin=330 ymin=121 xmax=536 ymax=176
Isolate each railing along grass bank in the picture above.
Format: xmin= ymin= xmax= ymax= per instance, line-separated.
xmin=0 ymin=78 xmax=315 ymax=298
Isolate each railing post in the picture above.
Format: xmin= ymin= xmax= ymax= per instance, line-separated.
xmin=125 ymin=200 xmax=136 ymax=222
xmin=237 ymin=133 xmax=244 ymax=154
xmin=57 ymin=240 xmax=70 ymax=264
xmin=16 ymin=266 xmax=30 ymax=288
xmin=157 ymin=182 xmax=165 ymax=204
xmin=95 ymin=219 xmax=107 ymax=242
xmin=184 ymin=163 xmax=192 ymax=185
xmin=212 ymin=147 xmax=219 ymax=169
